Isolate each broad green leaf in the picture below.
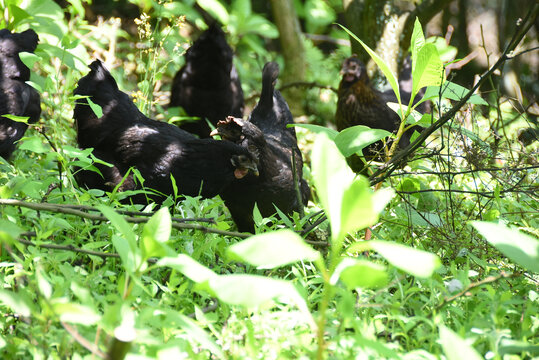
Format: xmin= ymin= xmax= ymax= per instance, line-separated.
xmin=18 ymin=136 xmax=48 ymax=153
xmin=339 ymin=177 xmax=378 ymax=239
xmin=439 ymin=325 xmax=483 ymax=360
xmin=331 ymin=257 xmax=388 ymax=289
xmin=141 ymin=208 xmax=172 ymax=259
xmin=311 ymin=134 xmax=355 ymax=240
xmin=471 ymin=222 xmax=539 ymax=273
xmin=290 ymin=123 xmax=338 ymax=140
xmin=339 ymin=24 xmax=401 ymax=104
xmin=368 ymin=240 xmax=441 ymax=278
xmin=421 ymin=82 xmax=488 ymax=105
xmin=1 ymin=114 xmax=30 ymax=123
xmin=87 ymin=97 xmax=103 ymax=117
xmin=227 ymin=229 xmax=320 ymax=269
xmin=197 ymin=0 xmax=229 ymax=24
xmin=410 ymin=18 xmax=426 ymax=66
xmin=18 ymin=52 xmax=40 ymax=69
xmin=0 ymin=288 xmax=33 ymax=317
xmin=36 ymin=269 xmax=52 ymax=299
xmin=112 ymin=234 xmax=138 ymax=274
xmin=52 ymin=302 xmax=101 ymax=325
xmin=208 ymin=275 xmax=310 ymax=319
xmin=98 ymin=205 xmax=137 ymax=250
xmin=412 ymin=43 xmax=444 ymax=97
xmin=0 ymin=220 xmax=22 ymax=245
xmin=157 ymin=255 xmax=217 ymax=284
xmin=334 ymin=126 xmax=391 ymax=157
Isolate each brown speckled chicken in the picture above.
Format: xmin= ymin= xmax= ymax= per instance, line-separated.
xmin=335 ymin=56 xmax=425 ymax=172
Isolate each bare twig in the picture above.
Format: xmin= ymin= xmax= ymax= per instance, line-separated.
xmin=0 ymin=199 xmax=250 ymax=239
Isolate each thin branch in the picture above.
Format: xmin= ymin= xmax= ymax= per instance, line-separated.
xmin=61 ymin=322 xmax=107 ymax=359
xmin=0 ymin=199 xmax=250 ymax=239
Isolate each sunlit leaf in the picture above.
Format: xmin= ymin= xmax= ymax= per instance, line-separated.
xmin=331 ymin=257 xmax=388 ymax=289
xmin=471 ymin=222 xmax=539 ymax=273
xmin=311 ymin=134 xmax=355 ymax=240
xmin=369 ymin=240 xmax=441 ymax=278
xmin=52 ymin=302 xmax=101 ymax=325
xmin=141 ymin=208 xmax=172 ymax=259
xmin=334 ymin=126 xmax=390 ymax=157
xmin=439 ymin=325 xmax=483 ymax=360
xmin=228 ymin=229 xmax=320 ymax=269
xmin=290 ymin=123 xmax=338 ymax=140
xmin=412 ymin=43 xmax=444 ymax=96
xmin=0 ymin=289 xmax=33 ymax=317
xmin=157 ymin=255 xmax=217 ymax=284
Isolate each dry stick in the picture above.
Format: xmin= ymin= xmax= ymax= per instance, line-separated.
xmin=0 ymin=199 xmax=250 ymax=239
xmin=57 ymin=203 xmax=216 ymax=223
xmin=61 ymin=322 xmax=107 ymax=359
xmin=369 ymin=4 xmax=539 ymax=187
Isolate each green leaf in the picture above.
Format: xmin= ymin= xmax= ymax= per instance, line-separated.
xmin=197 ymin=0 xmax=229 ymax=24
xmin=52 ymin=302 xmax=101 ymax=325
xmin=471 ymin=222 xmax=539 ymax=273
xmin=87 ymin=97 xmax=103 ymax=117
xmin=368 ymin=240 xmax=441 ymax=278
xmin=36 ymin=270 xmax=52 ymax=299
xmin=0 ymin=220 xmax=22 ymax=245
xmin=338 ymin=178 xmax=384 ymax=240
xmin=311 ymin=134 xmax=355 ymax=240
xmin=334 ymin=126 xmax=391 ymax=157
xmin=331 ymin=257 xmax=388 ymax=289
xmin=141 ymin=208 xmax=172 ymax=260
xmin=422 ymin=82 xmax=488 ymax=105
xmin=0 ymin=289 xmax=33 ymax=317
xmin=412 ymin=43 xmax=444 ymax=97
xmin=18 ymin=52 xmax=40 ymax=69
xmin=410 ymin=18 xmax=426 ymax=63
xmin=290 ymin=123 xmax=338 ymax=140
xmin=17 ymin=136 xmax=48 ymax=153
xmin=3 ymin=114 xmax=30 ymax=123
xmin=208 ymin=274 xmax=309 ymax=314
xmin=338 ymin=24 xmax=401 ymax=104
xmin=439 ymin=325 xmax=483 ymax=360
xmin=227 ymin=229 xmax=320 ymax=269
xmin=156 ymin=255 xmax=217 ymax=284
xmin=98 ymin=205 xmax=140 ymax=272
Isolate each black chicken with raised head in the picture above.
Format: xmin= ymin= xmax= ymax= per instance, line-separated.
xmin=335 ymin=55 xmax=425 ymax=172
xmin=0 ymin=28 xmax=40 ymax=159
xmin=212 ymin=62 xmax=310 ymax=232
xmin=74 ymin=60 xmax=258 ymax=203
xmin=169 ymin=23 xmax=244 ymax=138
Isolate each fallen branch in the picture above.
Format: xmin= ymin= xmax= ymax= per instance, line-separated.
xmin=0 ymin=199 xmax=250 ymax=239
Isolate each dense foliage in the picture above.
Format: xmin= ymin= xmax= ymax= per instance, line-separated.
xmin=0 ymin=1 xmax=537 ymax=359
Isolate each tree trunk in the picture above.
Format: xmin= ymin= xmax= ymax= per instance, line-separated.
xmin=269 ymin=0 xmax=305 ymax=115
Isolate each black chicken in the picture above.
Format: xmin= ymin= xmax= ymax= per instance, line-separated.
xmin=0 ymin=29 xmax=40 ymax=159
xmin=335 ymin=55 xmax=425 ymax=172
xmin=169 ymin=23 xmax=244 ymax=138
xmin=211 ymin=62 xmax=310 ymax=232
xmin=73 ymin=60 xmax=258 ymax=203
